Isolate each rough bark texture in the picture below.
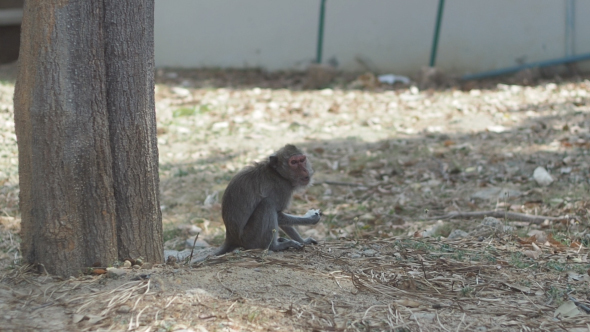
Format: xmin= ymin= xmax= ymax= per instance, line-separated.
xmin=13 ymin=0 xmax=162 ymax=277
xmin=104 ymin=0 xmax=163 ymax=262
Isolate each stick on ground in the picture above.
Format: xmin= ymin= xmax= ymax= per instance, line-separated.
xmin=424 ymin=210 xmax=577 ymax=224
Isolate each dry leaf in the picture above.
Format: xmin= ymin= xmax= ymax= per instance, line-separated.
xmin=87 ymin=315 xmax=106 ymax=325
xmin=443 ymin=140 xmax=455 ymax=147
xmin=547 ymin=234 xmax=565 ymax=248
xmin=502 ymin=282 xmax=532 ymax=294
xmin=396 ymin=299 xmax=421 ymax=308
xmin=518 ymin=235 xmax=536 ymax=245
xmin=554 ymin=301 xmax=581 ymax=318
xmin=523 ymin=250 xmax=540 ymax=259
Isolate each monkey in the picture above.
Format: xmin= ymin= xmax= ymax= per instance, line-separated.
xmin=194 ymin=144 xmax=321 ymax=262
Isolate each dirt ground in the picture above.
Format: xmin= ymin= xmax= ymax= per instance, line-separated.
xmin=1 ymin=63 xmax=590 ymax=331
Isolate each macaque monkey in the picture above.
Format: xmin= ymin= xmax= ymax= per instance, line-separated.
xmin=212 ymin=144 xmax=321 ymax=257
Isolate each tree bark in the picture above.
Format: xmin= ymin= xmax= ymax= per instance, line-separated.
xmin=103 ymin=1 xmax=162 ymax=263
xmin=14 ymin=0 xmax=162 ymax=277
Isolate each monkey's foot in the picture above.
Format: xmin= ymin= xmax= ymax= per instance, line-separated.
xmin=271 ymin=238 xmax=303 ymax=251
xmin=303 ymin=209 xmax=322 ymax=224
xmin=302 ymin=237 xmax=318 ymax=245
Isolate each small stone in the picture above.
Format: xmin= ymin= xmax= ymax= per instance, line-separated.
xmin=185 ymin=237 xmax=210 ymax=248
xmin=419 ymin=66 xmax=445 ymax=89
xmin=471 ymin=187 xmax=521 ymax=201
xmin=409 ymin=312 xmax=435 ymax=322
xmin=166 ymin=255 xmax=177 ymax=265
xmin=533 ymin=167 xmax=553 ymax=186
xmin=132 ymin=265 xmax=141 ymax=270
xmin=349 ymin=253 xmax=361 ymax=259
xmin=123 ymin=260 xmax=132 ymax=268
xmin=481 ymin=217 xmax=504 ymax=231
xmin=503 ymin=226 xmax=515 ymax=232
xmin=141 ymin=263 xmax=153 ymax=270
xmin=117 ymin=305 xmax=131 ymax=314
xmin=334 ymin=318 xmax=347 ymax=330
xmin=186 ymin=288 xmax=213 ymax=299
xmin=107 ymin=268 xmax=127 ymax=278
xmin=177 ymin=224 xmax=202 ymax=235
xmin=362 ymin=249 xmax=378 ymax=257
xmin=305 ymin=63 xmax=337 ymax=89
xmin=359 ymin=213 xmax=376 ymax=221
xmin=447 ymin=229 xmax=469 ymax=239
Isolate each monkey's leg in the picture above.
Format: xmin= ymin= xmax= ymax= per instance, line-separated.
xmin=278 ymin=209 xmax=321 ymax=245
xmin=279 ymin=225 xmax=318 ymax=245
xmin=242 ymin=201 xmax=303 ymax=251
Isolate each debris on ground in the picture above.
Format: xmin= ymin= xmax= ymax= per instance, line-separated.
xmin=1 ymin=64 xmax=589 ymax=331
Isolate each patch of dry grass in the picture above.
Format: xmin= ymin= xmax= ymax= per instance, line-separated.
xmin=1 ymin=65 xmax=590 ymax=331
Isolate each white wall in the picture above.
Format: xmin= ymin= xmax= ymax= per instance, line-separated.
xmin=155 ymin=0 xmax=318 ymax=71
xmin=155 ymin=0 xmax=590 ymax=75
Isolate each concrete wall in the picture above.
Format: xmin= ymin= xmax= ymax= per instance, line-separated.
xmin=155 ymin=0 xmax=318 ymax=71
xmin=155 ymin=0 xmax=590 ymax=75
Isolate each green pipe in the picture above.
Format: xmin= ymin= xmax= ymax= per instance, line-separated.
xmin=316 ymin=0 xmax=326 ymax=64
xmin=429 ymin=0 xmax=445 ymax=67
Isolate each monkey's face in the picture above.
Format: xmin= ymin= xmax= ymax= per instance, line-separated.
xmin=288 ymin=154 xmax=313 ymax=187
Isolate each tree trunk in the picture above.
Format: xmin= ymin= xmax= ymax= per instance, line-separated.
xmin=103 ymin=1 xmax=162 ymax=262
xmin=13 ymin=0 xmax=162 ymax=277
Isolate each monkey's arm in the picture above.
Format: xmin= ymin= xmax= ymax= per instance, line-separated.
xmin=278 ymin=209 xmax=321 ymax=225
xmin=278 ymin=209 xmax=321 ymax=245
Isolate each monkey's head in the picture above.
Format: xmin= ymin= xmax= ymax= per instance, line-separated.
xmin=270 ymin=144 xmax=314 ymax=188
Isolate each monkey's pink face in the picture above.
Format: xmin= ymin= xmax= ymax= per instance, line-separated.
xmin=289 ymin=154 xmax=311 ymax=186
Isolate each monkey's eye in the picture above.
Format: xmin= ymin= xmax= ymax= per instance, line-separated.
xmin=290 ymin=160 xmax=298 ymax=165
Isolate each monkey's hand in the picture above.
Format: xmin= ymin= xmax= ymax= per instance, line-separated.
xmin=303 ymin=209 xmax=322 ymax=224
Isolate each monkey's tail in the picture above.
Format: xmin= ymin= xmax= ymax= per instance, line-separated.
xmin=213 ymin=241 xmax=236 ymax=256
xmin=190 ymin=241 xmax=236 ymax=264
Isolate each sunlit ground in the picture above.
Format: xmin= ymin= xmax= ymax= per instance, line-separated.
xmin=1 ymin=64 xmax=590 ymax=331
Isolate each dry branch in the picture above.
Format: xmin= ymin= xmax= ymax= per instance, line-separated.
xmin=322 ymin=181 xmax=365 ymax=187
xmin=424 ymin=210 xmax=578 ymax=224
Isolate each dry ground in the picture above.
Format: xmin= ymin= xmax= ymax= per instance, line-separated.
xmin=0 ymin=63 xmax=590 ymax=331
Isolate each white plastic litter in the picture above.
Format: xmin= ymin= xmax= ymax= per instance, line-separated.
xmin=533 ymin=167 xmax=553 ymax=186
xmin=378 ymin=74 xmax=410 ymax=85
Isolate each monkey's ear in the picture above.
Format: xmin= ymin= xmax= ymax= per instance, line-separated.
xmin=269 ymin=155 xmax=278 ymax=168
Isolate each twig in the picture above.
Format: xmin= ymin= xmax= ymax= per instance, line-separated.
xmin=216 ymin=270 xmax=234 ymax=296
xmin=187 ymin=233 xmax=200 ymax=264
xmin=322 ymin=181 xmax=365 ymax=187
xmin=436 ymin=311 xmax=450 ymax=332
xmin=568 ymin=295 xmax=590 ymax=313
xmin=424 ymin=210 xmax=577 ymax=224
xmin=407 ymin=308 xmax=422 ymax=332
xmin=455 ymin=312 xmax=466 ymax=332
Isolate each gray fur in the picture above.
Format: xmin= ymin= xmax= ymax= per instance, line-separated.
xmin=194 ymin=145 xmax=321 ymax=263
